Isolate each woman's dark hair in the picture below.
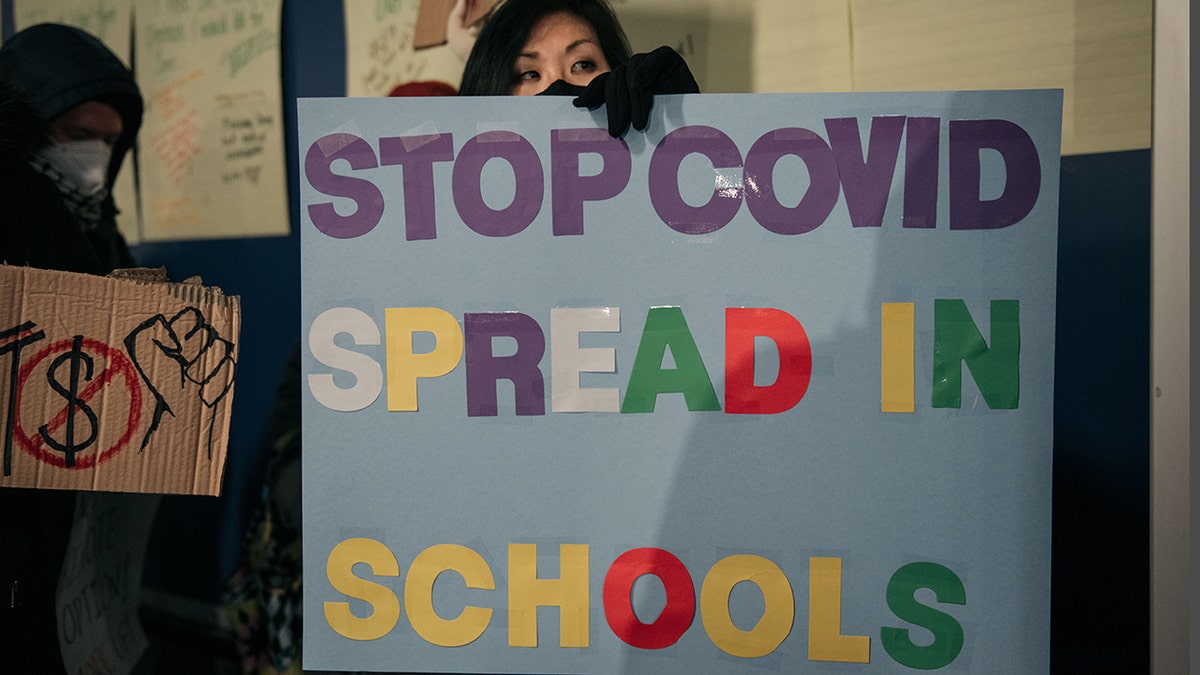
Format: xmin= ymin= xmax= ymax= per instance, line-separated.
xmin=459 ymin=0 xmax=632 ymax=96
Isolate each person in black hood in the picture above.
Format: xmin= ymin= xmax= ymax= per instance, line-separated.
xmin=0 ymin=22 xmax=144 ymax=275
xmin=0 ymin=24 xmax=144 ymax=673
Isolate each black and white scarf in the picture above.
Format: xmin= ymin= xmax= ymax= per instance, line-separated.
xmin=27 ymin=152 xmax=107 ymax=231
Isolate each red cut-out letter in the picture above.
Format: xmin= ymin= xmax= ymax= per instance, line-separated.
xmin=603 ymin=548 xmax=695 ymax=649
xmin=725 ymin=307 xmax=812 ymax=414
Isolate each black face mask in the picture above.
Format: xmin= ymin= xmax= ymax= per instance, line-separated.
xmin=536 ymin=79 xmax=589 ymax=97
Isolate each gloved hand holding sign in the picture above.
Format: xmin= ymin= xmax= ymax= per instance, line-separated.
xmin=572 ymin=46 xmax=700 ymax=138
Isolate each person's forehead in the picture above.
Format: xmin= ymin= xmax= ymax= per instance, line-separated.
xmin=54 ymin=101 xmax=123 ymax=129
xmin=523 ymin=11 xmax=600 ymax=51
xmin=48 ymin=100 xmax=124 ymax=144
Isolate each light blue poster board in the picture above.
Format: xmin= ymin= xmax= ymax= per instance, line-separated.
xmin=299 ymin=90 xmax=1062 ymax=673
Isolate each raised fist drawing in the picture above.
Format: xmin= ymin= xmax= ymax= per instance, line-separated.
xmin=124 ymin=307 xmax=236 ymax=456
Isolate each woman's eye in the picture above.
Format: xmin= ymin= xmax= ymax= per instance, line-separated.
xmin=516 ymin=70 xmax=540 ymax=82
xmin=571 ymin=60 xmax=597 ymax=73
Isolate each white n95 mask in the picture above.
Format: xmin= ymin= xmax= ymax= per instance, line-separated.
xmin=35 ymin=139 xmax=112 ymax=197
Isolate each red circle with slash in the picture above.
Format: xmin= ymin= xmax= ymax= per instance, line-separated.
xmin=12 ymin=338 xmax=143 ymax=469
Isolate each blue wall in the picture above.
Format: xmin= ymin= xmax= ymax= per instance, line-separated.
xmin=3 ymin=2 xmax=1151 ymax=668
xmin=135 ymin=2 xmax=345 ymax=599
xmin=1052 ymin=149 xmax=1150 ymax=670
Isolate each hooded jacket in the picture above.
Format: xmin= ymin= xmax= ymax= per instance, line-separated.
xmin=0 ymin=25 xmax=145 ymax=672
xmin=0 ymin=23 xmax=143 ymax=274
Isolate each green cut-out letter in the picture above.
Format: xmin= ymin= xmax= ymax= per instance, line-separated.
xmin=880 ymin=562 xmax=966 ymax=670
xmin=621 ymin=307 xmax=720 ymax=413
xmin=931 ymin=299 xmax=1019 ymax=409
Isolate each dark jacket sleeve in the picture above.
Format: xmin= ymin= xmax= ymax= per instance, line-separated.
xmin=0 ymin=166 xmax=111 ymax=275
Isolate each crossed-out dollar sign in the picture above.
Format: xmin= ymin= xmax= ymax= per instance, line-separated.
xmin=38 ymin=335 xmax=99 ymax=467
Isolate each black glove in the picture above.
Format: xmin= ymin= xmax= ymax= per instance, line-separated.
xmin=573 ymin=46 xmax=700 ymax=138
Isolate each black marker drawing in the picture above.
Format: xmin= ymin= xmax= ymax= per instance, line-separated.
xmin=1 ymin=322 xmax=47 ymax=476
xmin=124 ymin=307 xmax=236 ymax=458
xmin=39 ymin=334 xmax=99 ymax=468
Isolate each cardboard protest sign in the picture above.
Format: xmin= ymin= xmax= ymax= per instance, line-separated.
xmin=0 ymin=266 xmax=238 ymax=496
xmin=299 ymin=90 xmax=1061 ymax=673
xmin=57 ymin=492 xmax=160 ymax=673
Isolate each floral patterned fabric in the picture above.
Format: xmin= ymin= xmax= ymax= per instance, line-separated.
xmin=224 ymin=350 xmax=303 ymax=674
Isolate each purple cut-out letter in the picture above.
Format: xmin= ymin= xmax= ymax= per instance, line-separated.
xmin=305 ymin=133 xmax=384 ymax=239
xmin=550 ymin=128 xmax=631 ymax=236
xmin=453 ymin=131 xmax=543 ymax=237
xmin=825 ymin=116 xmax=904 ymax=228
xmin=648 ymin=125 xmax=743 ymax=235
xmin=464 ymin=313 xmax=546 ymax=417
xmin=949 ymin=119 xmax=1041 ymax=230
xmin=903 ymin=117 xmax=940 ymax=229
xmin=379 ymin=133 xmax=455 ymax=241
xmin=743 ymin=127 xmax=840 ymax=235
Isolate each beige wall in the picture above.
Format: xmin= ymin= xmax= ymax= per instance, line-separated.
xmin=613 ymin=0 xmax=1151 ymax=156
xmin=1149 ymin=0 xmax=1191 ymax=670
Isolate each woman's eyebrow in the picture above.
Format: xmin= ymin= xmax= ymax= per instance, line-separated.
xmin=517 ymin=38 xmax=597 ymax=61
xmin=564 ymin=38 xmax=596 ymax=54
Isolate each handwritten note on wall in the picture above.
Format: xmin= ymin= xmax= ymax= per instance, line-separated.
xmin=134 ymin=0 xmax=287 ymax=240
xmin=613 ymin=0 xmax=1148 ymax=155
xmin=343 ymin=0 xmax=470 ymax=96
xmin=13 ymin=0 xmax=130 ymax=51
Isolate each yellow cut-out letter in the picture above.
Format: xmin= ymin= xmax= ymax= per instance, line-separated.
xmin=405 ymin=544 xmax=495 ymax=646
xmin=700 ymin=554 xmax=794 ymax=658
xmin=385 ymin=307 xmax=464 ymax=411
xmin=324 ymin=538 xmax=401 ymax=641
xmin=809 ymin=557 xmax=870 ymax=662
xmin=508 ymin=543 xmax=590 ymax=648
xmin=881 ymin=303 xmax=915 ymax=413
